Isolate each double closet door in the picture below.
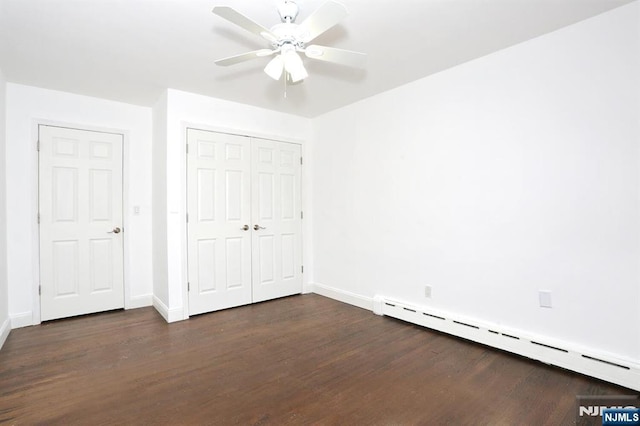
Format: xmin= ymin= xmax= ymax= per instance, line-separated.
xmin=187 ymin=129 xmax=302 ymax=316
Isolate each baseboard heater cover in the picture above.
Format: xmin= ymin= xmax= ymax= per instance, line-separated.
xmin=378 ymin=297 xmax=640 ymax=392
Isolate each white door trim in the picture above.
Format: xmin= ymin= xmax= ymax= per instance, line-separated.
xmin=181 ymin=122 xmax=305 ymax=146
xmin=31 ymin=119 xmax=132 ymax=325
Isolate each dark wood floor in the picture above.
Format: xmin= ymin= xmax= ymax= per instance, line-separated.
xmin=0 ymin=294 xmax=632 ymax=425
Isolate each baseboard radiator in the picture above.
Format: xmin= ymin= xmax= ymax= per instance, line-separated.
xmin=375 ymin=296 xmax=640 ymax=392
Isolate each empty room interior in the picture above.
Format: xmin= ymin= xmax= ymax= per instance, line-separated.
xmin=1 ymin=0 xmax=639 ymax=423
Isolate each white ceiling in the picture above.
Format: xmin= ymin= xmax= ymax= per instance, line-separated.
xmin=0 ymin=0 xmax=634 ymax=117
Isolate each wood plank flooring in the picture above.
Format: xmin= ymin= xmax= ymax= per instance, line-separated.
xmin=0 ymin=294 xmax=633 ymax=425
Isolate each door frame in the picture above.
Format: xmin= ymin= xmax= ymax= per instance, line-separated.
xmin=32 ymin=120 xmax=132 ymax=324
xmin=181 ymin=122 xmax=309 ymax=318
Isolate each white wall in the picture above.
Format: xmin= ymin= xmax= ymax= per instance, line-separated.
xmin=312 ymin=2 xmax=640 ymax=362
xmin=152 ymin=91 xmax=169 ymax=311
xmin=6 ymin=84 xmax=154 ymax=326
xmin=154 ymin=89 xmax=311 ymax=321
xmin=0 ymin=68 xmax=9 ymax=348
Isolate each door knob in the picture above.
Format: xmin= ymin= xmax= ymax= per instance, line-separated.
xmin=253 ymin=224 xmax=266 ymax=231
xmin=241 ymin=224 xmax=250 ymax=231
xmin=108 ymin=227 xmax=121 ymax=234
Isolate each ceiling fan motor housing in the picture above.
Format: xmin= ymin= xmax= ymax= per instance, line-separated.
xmin=270 ymin=23 xmax=307 ymax=49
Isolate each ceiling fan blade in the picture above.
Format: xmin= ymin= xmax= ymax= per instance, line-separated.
xmin=215 ymin=49 xmax=276 ymax=67
xmin=298 ymin=1 xmax=348 ymax=43
xmin=304 ymin=45 xmax=367 ymax=68
xmin=212 ymin=6 xmax=277 ymax=42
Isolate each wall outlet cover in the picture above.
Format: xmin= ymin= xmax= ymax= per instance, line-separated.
xmin=539 ymin=291 xmax=552 ymax=308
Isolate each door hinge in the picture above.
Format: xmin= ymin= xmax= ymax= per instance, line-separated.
xmin=37 ymin=212 xmax=40 ymax=224
xmin=300 ymin=156 xmax=303 ymax=165
xmin=36 ymin=140 xmax=40 ymax=152
xmin=301 ymin=265 xmax=304 ymax=274
xmin=39 ymin=285 xmax=41 ymax=296
xmin=186 ymin=213 xmax=189 ymax=223
xmin=186 ymin=144 xmax=189 ymax=154
xmin=301 ymin=211 xmax=304 ymax=219
xmin=187 ymin=282 xmax=190 ymax=292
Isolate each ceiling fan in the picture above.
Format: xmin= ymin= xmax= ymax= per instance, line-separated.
xmin=212 ymin=0 xmax=366 ymax=83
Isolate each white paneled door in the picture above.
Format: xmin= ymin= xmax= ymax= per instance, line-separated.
xmin=39 ymin=125 xmax=124 ymax=321
xmin=251 ymin=139 xmax=302 ymax=303
xmin=187 ymin=129 xmax=253 ymax=315
xmin=187 ymin=129 xmax=302 ymax=316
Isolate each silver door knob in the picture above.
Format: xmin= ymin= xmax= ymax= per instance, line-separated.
xmin=241 ymin=224 xmax=249 ymax=231
xmin=108 ymin=227 xmax=121 ymax=234
xmin=253 ymin=224 xmax=266 ymax=231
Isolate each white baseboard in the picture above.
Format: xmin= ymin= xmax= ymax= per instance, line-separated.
xmin=311 ymin=282 xmax=374 ymax=311
xmin=152 ymin=296 xmax=184 ymax=323
xmin=380 ymin=296 xmax=640 ymax=392
xmin=10 ymin=311 xmax=33 ymax=329
xmin=128 ymin=294 xmax=153 ymax=310
xmin=0 ymin=317 xmax=10 ymax=350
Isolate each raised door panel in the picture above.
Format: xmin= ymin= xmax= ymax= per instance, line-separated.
xmin=197 ymin=239 xmax=217 ymax=293
xmin=197 ymin=169 xmax=216 ymax=222
xmin=258 ymin=235 xmax=275 ymax=285
xmin=89 ymin=239 xmax=113 ymax=293
xmin=89 ymin=169 xmax=112 ymax=222
xmin=52 ymin=167 xmax=78 ymax=222
xmin=52 ymin=240 xmax=80 ymax=297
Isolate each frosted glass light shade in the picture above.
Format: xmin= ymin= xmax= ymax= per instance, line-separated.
xmin=264 ymin=55 xmax=284 ymax=80
xmin=283 ymin=49 xmax=308 ymax=82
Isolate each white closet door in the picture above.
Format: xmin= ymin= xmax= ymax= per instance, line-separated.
xmin=251 ymin=139 xmax=303 ymax=303
xmin=187 ymin=129 xmax=252 ymax=315
xmin=39 ymin=125 xmax=124 ymax=321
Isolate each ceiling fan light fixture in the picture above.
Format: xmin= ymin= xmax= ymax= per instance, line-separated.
xmin=287 ymin=60 xmax=308 ymax=83
xmin=264 ymin=55 xmax=284 ymax=80
xmin=282 ymin=47 xmax=308 ymax=82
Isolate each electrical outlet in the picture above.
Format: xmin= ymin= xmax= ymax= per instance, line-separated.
xmin=539 ymin=290 xmax=552 ymax=308
xmin=424 ymin=285 xmax=432 ymax=298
